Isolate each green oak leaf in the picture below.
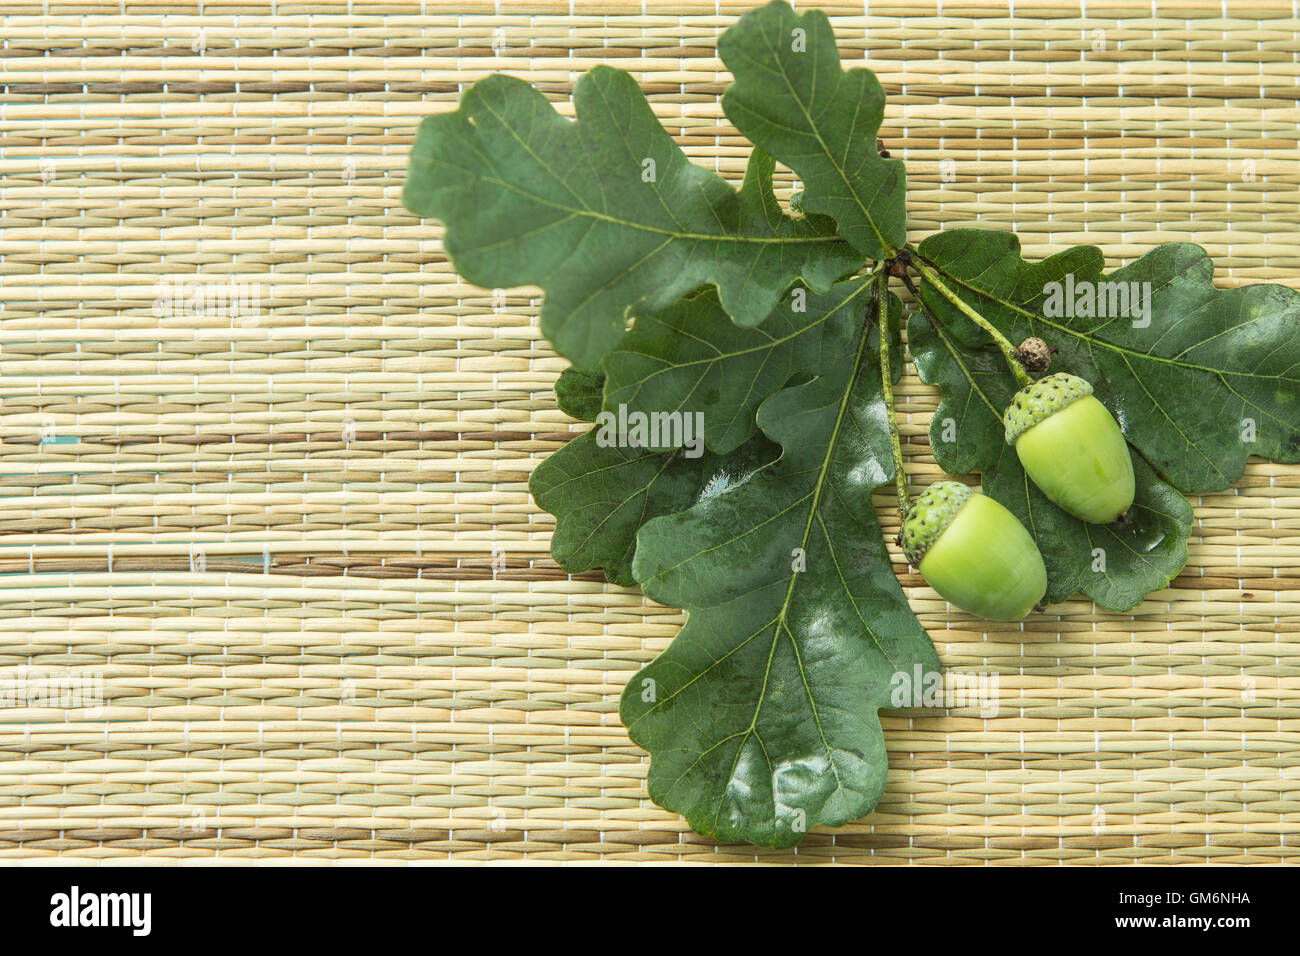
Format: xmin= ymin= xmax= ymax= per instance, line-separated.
xmin=555 ymin=364 xmax=605 ymax=422
xmin=602 ymin=278 xmax=871 ymax=455
xmin=720 ymin=1 xmax=907 ymax=260
xmin=912 ymin=229 xmax=1300 ymax=493
xmin=530 ymin=430 xmax=779 ymax=587
xmin=403 ymin=66 xmax=862 ymax=367
xmin=621 ymin=284 xmax=938 ymax=848
xmin=536 ymin=276 xmax=876 ymax=583
xmin=907 ymin=308 xmax=1193 ymax=612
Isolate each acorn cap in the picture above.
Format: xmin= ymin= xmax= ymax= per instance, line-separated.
xmin=900 ymin=481 xmax=973 ymax=565
xmin=1003 ymin=372 xmax=1093 ymax=445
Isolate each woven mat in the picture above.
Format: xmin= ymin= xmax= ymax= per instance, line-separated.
xmin=1 ymin=0 xmax=1298 ymax=865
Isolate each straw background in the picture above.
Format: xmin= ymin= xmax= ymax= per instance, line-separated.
xmin=1 ymin=0 xmax=1298 ymax=864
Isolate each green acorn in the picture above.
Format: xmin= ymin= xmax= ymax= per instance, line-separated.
xmin=1004 ymin=372 xmax=1135 ymax=524
xmin=901 ymin=481 xmax=1047 ymax=621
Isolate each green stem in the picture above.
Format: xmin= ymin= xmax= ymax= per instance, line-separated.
xmin=875 ymin=270 xmax=910 ymax=516
xmin=910 ymin=256 xmax=1033 ymax=388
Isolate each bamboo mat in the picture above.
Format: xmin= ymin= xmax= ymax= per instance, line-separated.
xmin=1 ymin=0 xmax=1298 ymax=865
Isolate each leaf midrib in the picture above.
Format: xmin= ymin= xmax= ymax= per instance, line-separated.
xmin=420 ymin=154 xmax=844 ymax=247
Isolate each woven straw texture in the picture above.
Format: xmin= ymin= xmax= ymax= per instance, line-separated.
xmin=2 ymin=0 xmax=1298 ymax=865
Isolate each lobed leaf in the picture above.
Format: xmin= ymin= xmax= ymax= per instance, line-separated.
xmin=403 ymin=67 xmax=862 ymax=367
xmin=621 ymin=285 xmax=938 ymax=847
xmin=721 ymin=1 xmax=907 ymax=260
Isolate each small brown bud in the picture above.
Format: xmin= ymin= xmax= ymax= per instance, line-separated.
xmin=877 ymin=138 xmax=890 ymax=159
xmin=888 ymin=259 xmax=908 ymax=278
xmin=1015 ymin=336 xmax=1053 ymax=374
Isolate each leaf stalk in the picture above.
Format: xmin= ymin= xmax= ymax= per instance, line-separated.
xmin=875 ymin=269 xmax=911 ymax=516
xmin=909 ymin=255 xmax=1033 ymax=388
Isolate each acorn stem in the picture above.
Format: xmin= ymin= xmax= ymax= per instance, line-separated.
xmin=875 ymin=270 xmax=911 ymax=517
xmin=910 ymin=259 xmax=1034 ymax=388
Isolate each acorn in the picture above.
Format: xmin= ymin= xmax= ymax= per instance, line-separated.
xmin=901 ymin=481 xmax=1047 ymax=621
xmin=1003 ymin=372 xmax=1135 ymax=524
